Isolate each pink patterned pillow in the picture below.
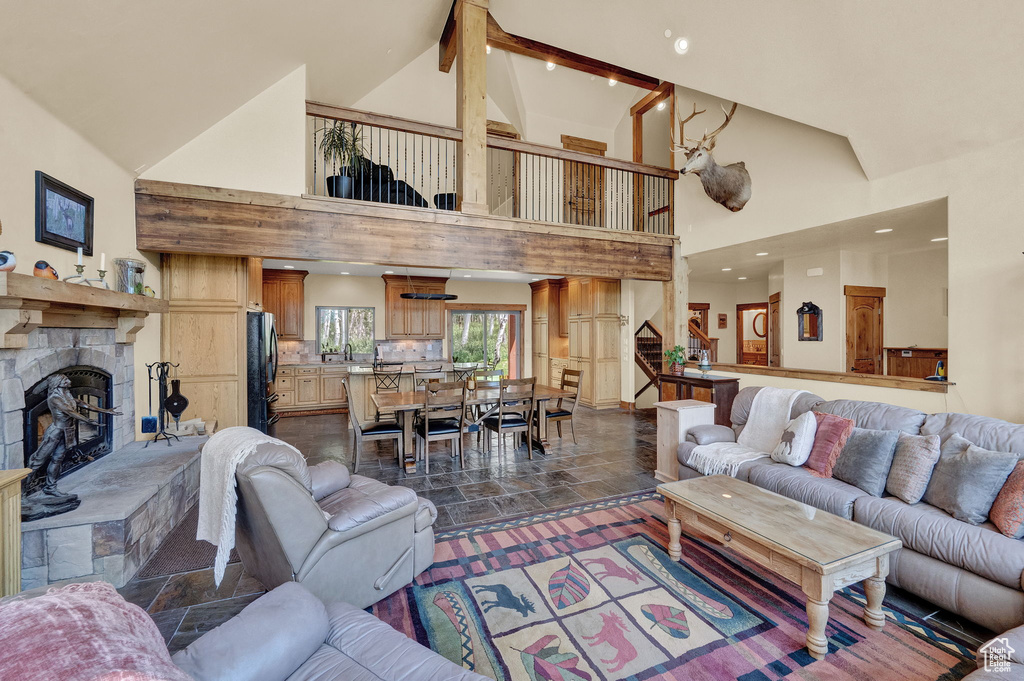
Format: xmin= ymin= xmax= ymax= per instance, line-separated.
xmin=804 ymin=412 xmax=855 ymax=478
xmin=991 ymin=461 xmax=1024 ymax=538
xmin=0 ymin=582 xmax=193 ymax=681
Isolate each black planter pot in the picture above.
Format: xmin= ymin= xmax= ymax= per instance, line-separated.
xmin=326 ymin=175 xmax=354 ymax=199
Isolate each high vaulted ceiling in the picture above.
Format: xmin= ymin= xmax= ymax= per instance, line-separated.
xmin=1 ymin=1 xmax=1021 ymax=178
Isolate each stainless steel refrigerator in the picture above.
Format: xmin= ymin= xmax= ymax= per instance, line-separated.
xmin=246 ymin=311 xmax=279 ymax=433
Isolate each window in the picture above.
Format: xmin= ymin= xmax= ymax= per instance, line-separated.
xmin=316 ymin=306 xmax=374 ymax=355
xmin=449 ymin=310 xmax=522 ymax=378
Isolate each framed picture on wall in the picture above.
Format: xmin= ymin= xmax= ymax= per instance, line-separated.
xmin=34 ymin=171 xmax=94 ymax=255
xmin=718 ymin=313 xmax=728 ymax=329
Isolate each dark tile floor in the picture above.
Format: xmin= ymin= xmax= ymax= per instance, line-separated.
xmin=119 ymin=406 xmax=994 ymax=654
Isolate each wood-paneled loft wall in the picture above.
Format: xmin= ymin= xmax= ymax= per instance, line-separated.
xmin=135 ymin=180 xmax=675 ymax=282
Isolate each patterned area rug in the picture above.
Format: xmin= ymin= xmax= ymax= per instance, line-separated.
xmin=372 ymin=492 xmax=976 ymax=680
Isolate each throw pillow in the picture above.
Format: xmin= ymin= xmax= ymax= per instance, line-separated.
xmin=0 ymin=582 xmax=193 ymax=681
xmin=990 ymin=460 xmax=1024 ymax=538
xmin=771 ymin=411 xmax=817 ymax=465
xmin=832 ymin=427 xmax=900 ymax=496
xmin=922 ymin=433 xmax=1018 ymax=524
xmin=804 ymin=412 xmax=855 ymax=478
xmin=885 ymin=432 xmax=941 ymax=504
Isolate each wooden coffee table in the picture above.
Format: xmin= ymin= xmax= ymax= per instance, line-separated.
xmin=657 ymin=475 xmax=902 ymax=660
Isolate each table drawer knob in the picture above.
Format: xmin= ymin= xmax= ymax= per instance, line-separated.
xmin=724 ymin=531 xmax=732 ymax=543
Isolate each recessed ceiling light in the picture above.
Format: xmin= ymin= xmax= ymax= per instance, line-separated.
xmin=531 ymin=278 xmax=540 ymax=281
xmin=931 ymin=237 xmax=948 ymax=242
xmin=874 ymin=228 xmax=893 ymax=233
xmin=340 ymin=271 xmax=350 ymax=275
xmin=384 ymin=270 xmax=394 ymax=274
xmin=674 ymin=37 xmax=689 ymax=55
xmin=463 ymin=274 xmax=472 ymax=278
xmin=756 ymin=252 xmax=769 ymax=256
xmin=738 ymin=277 xmax=747 ymax=280
xmin=546 ymin=61 xmax=555 ymax=71
xmin=486 ymin=45 xmax=491 ymax=54
xmin=283 ymin=265 xmax=295 ymax=269
xmin=656 ymin=101 xmax=666 ymax=111
xmin=721 ymin=268 xmax=732 ymax=272
xmin=664 ymin=29 xmax=672 ymax=39
xmin=608 ymin=78 xmax=617 ymax=87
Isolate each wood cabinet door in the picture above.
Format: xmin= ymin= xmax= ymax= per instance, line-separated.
xmin=423 ymin=297 xmax=444 ymax=338
xmin=386 ymin=285 xmax=406 ymax=337
xmin=247 ymin=258 xmax=263 ymax=310
xmin=262 ymin=279 xmax=281 ymax=321
xmin=404 ymin=298 xmax=425 ymax=337
xmin=558 ymin=283 xmax=569 ymax=337
xmin=296 ymin=377 xmax=320 ymax=405
xmin=275 ymin=390 xmax=295 ymax=408
xmin=278 ymin=280 xmax=304 ymax=340
xmin=320 ymin=374 xmax=346 ymax=404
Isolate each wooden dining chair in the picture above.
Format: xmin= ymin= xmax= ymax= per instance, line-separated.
xmin=343 ymin=377 xmax=403 ymax=472
xmin=482 ymin=377 xmax=536 ymax=458
xmin=415 ymin=381 xmax=467 ymax=474
xmin=372 ymin=367 xmax=403 ymax=421
xmin=452 ymin=365 xmax=476 ymax=383
xmin=542 ymin=368 xmax=582 ymax=444
xmin=470 ymin=369 xmax=503 ymax=439
xmin=414 ymin=370 xmax=447 ymax=386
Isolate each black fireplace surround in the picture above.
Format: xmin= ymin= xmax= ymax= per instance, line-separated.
xmin=23 ymin=365 xmax=113 ymax=494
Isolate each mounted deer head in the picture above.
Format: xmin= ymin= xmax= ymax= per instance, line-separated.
xmin=672 ymin=102 xmax=751 ymax=212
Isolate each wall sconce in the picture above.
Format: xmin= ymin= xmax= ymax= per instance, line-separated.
xmin=796 ymin=301 xmax=822 ymax=341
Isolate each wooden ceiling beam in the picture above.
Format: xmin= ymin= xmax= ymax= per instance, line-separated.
xmin=438 ymin=0 xmax=458 ymax=73
xmin=486 ymin=13 xmax=660 ymax=90
xmin=630 ymin=81 xmax=674 ymax=117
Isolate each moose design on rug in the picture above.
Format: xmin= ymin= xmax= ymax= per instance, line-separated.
xmin=473 ymin=584 xmax=536 ymax=617
xmin=582 ymin=611 xmax=638 ymax=673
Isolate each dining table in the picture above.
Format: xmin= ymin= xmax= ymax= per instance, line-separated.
xmin=371 ymin=384 xmax=575 ymax=473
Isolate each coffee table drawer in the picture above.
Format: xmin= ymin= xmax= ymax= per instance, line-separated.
xmin=690 ymin=512 xmax=802 ymax=583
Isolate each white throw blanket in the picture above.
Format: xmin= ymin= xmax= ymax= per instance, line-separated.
xmin=687 ymin=387 xmax=807 ymax=477
xmin=196 ymin=426 xmax=302 ymax=585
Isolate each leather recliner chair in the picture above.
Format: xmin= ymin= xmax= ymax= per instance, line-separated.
xmin=233 ymin=442 xmax=436 ymax=608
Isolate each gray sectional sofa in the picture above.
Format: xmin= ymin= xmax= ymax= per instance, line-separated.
xmin=676 ymin=386 xmax=1024 ymax=635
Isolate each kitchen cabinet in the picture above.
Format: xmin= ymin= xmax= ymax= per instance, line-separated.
xmin=886 ymin=347 xmax=948 ymax=379
xmin=246 ymin=257 xmax=263 ymax=311
xmin=550 ymin=357 xmax=570 ymax=388
xmin=272 ymin=365 xmax=348 ymax=413
xmin=566 ymin=277 xmax=620 ymax=409
xmin=383 ymin=275 xmax=448 ymax=339
xmin=558 ymin=280 xmax=569 ymax=338
xmin=262 ymin=269 xmax=307 ymax=340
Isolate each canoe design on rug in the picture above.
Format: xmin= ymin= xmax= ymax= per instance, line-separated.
xmin=519 ymin=634 xmax=593 ymax=681
xmin=640 ymin=604 xmax=691 ymax=639
xmin=433 ymin=591 xmax=477 ymax=670
xmin=548 ymin=561 xmax=591 ymax=610
xmin=413 ymin=583 xmax=502 ymax=679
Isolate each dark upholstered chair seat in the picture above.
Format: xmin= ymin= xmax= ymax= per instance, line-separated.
xmin=544 ymin=409 xmax=573 ymax=419
xmin=362 ymin=421 xmax=403 ymax=435
xmin=483 ymin=415 xmax=528 ymax=429
xmin=416 ymin=418 xmax=462 ymax=435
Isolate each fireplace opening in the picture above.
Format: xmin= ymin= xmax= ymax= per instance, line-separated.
xmin=23 ymin=365 xmax=114 ymax=494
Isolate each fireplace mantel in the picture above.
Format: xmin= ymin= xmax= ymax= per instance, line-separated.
xmin=0 ymin=272 xmax=167 ymax=347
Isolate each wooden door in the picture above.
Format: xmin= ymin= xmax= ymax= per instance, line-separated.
xmin=562 ymin=136 xmax=606 ymax=228
xmin=768 ymin=292 xmax=781 ymax=368
xmin=845 ymin=286 xmax=885 ymax=374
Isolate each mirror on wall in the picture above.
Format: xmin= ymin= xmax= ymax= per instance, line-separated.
xmin=797 ymin=302 xmax=822 ymax=341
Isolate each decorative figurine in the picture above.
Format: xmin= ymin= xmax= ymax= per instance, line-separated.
xmin=0 ymin=250 xmax=16 ymax=272
xmin=23 ymin=374 xmax=122 ymax=520
xmin=143 ymin=285 xmax=156 ymax=297
xmin=33 ymin=260 xmax=59 ymax=279
xmin=698 ymin=349 xmax=713 ymax=376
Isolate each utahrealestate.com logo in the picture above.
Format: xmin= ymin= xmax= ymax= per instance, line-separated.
xmin=979 ymin=637 xmax=1014 ymax=673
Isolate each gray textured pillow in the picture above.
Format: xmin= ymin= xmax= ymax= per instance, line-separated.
xmin=832 ymin=427 xmax=900 ymax=496
xmin=922 ymin=433 xmax=1018 ymax=524
xmin=885 ymin=432 xmax=941 ymax=504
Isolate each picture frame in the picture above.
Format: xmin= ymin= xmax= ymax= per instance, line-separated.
xmin=718 ymin=313 xmax=728 ymax=329
xmin=35 ymin=171 xmax=94 ymax=255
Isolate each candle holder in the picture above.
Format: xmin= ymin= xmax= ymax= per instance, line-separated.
xmin=63 ymin=264 xmax=88 ymax=284
xmin=85 ymin=268 xmax=110 ymax=290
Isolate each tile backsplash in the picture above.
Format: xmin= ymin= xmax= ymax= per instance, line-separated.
xmin=278 ymin=338 xmax=444 ymax=364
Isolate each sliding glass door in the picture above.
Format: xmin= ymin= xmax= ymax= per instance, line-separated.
xmin=449 ymin=310 xmax=522 ymax=378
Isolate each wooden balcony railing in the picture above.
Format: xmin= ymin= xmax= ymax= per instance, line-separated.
xmin=306 ymin=101 xmax=677 ymax=235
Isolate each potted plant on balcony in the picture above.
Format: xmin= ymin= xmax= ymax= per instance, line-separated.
xmin=664 ymin=345 xmax=687 ymax=375
xmin=319 ymin=121 xmax=365 ymax=199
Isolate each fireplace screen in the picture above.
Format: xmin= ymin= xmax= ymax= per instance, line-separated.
xmin=23 ymin=366 xmax=113 ymax=493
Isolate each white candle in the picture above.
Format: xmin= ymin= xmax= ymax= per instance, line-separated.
xmin=99 ymin=252 xmax=105 ymax=270
xmin=77 ymin=247 xmax=83 ymax=265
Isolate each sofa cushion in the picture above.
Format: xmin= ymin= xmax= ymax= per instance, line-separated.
xmin=677 ymin=441 xmax=771 ymax=483
xmin=854 ymin=495 xmax=1024 ymax=591
xmin=770 ymin=411 xmax=817 ymax=466
xmin=923 ymin=433 xmax=1018 ymax=525
xmin=321 ymin=476 xmax=418 ymax=533
xmin=688 ymin=424 xmax=737 ymax=445
xmin=832 ymin=427 xmax=899 ymax=496
xmin=174 ymin=582 xmax=328 ymax=681
xmin=804 ymin=412 xmax=854 ymax=478
xmin=0 ymin=582 xmax=193 ymax=681
xmin=239 ymin=442 xmax=313 ymax=494
xmin=921 ymin=412 xmax=1024 ymax=455
xmin=991 ymin=461 xmax=1024 ymax=539
xmin=746 ymin=462 xmax=867 ymax=519
xmin=309 ymin=461 xmax=351 ymax=501
xmin=815 ymin=399 xmax=927 ymax=434
xmin=886 ymin=432 xmax=941 ymax=504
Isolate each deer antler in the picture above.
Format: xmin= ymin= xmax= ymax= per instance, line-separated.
xmin=671 ymin=102 xmax=706 ymax=152
xmin=702 ymin=102 xmax=738 ymax=152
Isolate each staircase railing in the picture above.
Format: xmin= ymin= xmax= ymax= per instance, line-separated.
xmin=634 ymin=320 xmax=663 ymax=399
xmin=687 ymin=319 xmax=718 ymax=362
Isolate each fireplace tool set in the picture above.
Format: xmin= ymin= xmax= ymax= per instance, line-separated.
xmin=144 ymin=362 xmax=190 ymax=446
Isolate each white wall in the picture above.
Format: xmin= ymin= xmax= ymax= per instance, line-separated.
xmin=143 ymin=66 xmax=306 ymax=195
xmin=0 ymin=72 xmax=159 ymax=440
xmin=886 ymin=248 xmax=948 ymax=348
xmin=781 ymin=252 xmax=842 ymax=372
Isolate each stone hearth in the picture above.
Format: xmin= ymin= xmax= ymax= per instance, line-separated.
xmin=20 ymin=437 xmax=202 ymax=589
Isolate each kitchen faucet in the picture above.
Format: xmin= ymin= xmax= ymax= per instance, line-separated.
xmin=343 ymin=343 xmax=353 ymax=361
